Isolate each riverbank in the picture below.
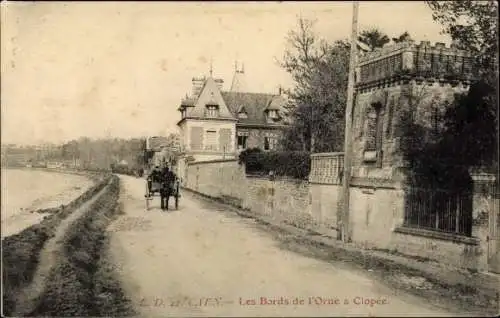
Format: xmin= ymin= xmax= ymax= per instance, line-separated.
xmin=2 ymin=172 xmax=111 ymax=316
xmin=19 ymin=175 xmax=135 ymax=316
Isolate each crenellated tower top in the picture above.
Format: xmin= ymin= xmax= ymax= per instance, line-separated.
xmin=356 ymin=40 xmax=475 ymax=90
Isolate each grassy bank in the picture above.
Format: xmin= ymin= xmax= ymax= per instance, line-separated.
xmin=2 ymin=173 xmax=110 ymax=316
xmin=28 ymin=175 xmax=136 ymax=316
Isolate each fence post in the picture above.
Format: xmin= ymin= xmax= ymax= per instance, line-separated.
xmin=435 ymin=193 xmax=439 ymax=230
xmin=455 ymin=194 xmax=460 ymax=234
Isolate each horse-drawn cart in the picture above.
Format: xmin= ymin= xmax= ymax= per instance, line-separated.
xmin=142 ymin=136 xmax=180 ymax=211
xmin=144 ymin=175 xmax=180 ymax=211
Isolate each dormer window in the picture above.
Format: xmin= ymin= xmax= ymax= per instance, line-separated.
xmin=238 ymin=111 xmax=248 ymax=119
xmin=268 ymin=110 xmax=278 ymax=119
xmin=205 ymin=105 xmax=219 ymax=118
xmin=181 ymin=108 xmax=187 ymax=118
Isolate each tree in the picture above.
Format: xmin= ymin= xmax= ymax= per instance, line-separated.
xmin=426 ymin=1 xmax=498 ymax=77
xmin=278 ymin=17 xmax=349 ymax=152
xmin=392 ymin=31 xmax=412 ymax=43
xmin=358 ymin=28 xmax=390 ymax=51
xmin=426 ymin=0 xmax=498 ymax=173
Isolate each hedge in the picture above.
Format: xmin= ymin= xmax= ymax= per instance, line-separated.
xmin=238 ymin=148 xmax=311 ymax=180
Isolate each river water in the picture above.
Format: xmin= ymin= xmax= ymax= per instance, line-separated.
xmin=1 ymin=168 xmax=94 ymax=238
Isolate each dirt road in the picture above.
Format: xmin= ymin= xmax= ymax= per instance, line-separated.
xmin=108 ymin=175 xmax=458 ymax=317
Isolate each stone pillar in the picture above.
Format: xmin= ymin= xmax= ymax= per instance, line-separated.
xmin=355 ymin=66 xmax=361 ymax=84
xmin=402 ymin=50 xmax=413 ymax=71
xmin=471 ymin=173 xmax=497 ymax=272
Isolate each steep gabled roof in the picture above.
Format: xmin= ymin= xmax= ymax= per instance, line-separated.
xmin=185 ymin=77 xmax=235 ymax=119
xmin=221 ymin=91 xmax=286 ymax=125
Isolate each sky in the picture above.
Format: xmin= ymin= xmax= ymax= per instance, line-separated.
xmin=1 ymin=1 xmax=451 ymax=145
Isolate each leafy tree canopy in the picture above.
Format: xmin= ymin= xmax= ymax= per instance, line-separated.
xmin=358 ymin=28 xmax=391 ymax=50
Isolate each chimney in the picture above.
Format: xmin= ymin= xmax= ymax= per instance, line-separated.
xmin=192 ymin=76 xmax=205 ymax=97
xmin=278 ymin=85 xmax=282 ymax=95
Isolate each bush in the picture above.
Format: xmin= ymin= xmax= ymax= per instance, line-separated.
xmin=239 ymin=148 xmax=311 ymax=179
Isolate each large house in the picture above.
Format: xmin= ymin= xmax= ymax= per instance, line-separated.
xmin=176 ymin=64 xmax=288 ymax=168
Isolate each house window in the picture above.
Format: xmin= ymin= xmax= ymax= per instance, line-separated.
xmin=268 ymin=110 xmax=278 ymax=119
xmin=237 ymin=131 xmax=249 ymax=150
xmin=237 ymin=135 xmax=248 ymax=150
xmin=205 ymin=105 xmax=219 ymax=118
xmin=205 ymin=130 xmax=217 ymax=151
xmin=264 ymin=137 xmax=277 ymax=151
xmin=181 ymin=109 xmax=187 ymax=118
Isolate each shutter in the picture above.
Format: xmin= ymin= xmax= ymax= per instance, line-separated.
xmin=219 ymin=128 xmax=232 ymax=152
xmin=190 ymin=127 xmax=203 ymax=150
xmin=205 ymin=130 xmax=217 ymax=151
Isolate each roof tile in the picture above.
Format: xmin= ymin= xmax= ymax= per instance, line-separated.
xmin=221 ymin=91 xmax=286 ymax=125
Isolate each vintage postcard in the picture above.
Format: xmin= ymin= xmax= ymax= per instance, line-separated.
xmin=1 ymin=1 xmax=499 ymax=317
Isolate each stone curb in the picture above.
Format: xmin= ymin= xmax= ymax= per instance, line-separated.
xmin=182 ymin=187 xmax=500 ymax=300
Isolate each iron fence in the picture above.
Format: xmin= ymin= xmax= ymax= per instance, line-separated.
xmin=403 ymin=187 xmax=473 ymax=236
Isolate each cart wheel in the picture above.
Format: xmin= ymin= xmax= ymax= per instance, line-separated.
xmin=145 ymin=183 xmax=150 ymax=211
xmin=175 ymin=183 xmax=179 ymax=209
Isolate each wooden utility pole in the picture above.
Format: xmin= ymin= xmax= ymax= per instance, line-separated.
xmin=340 ymin=1 xmax=359 ymax=243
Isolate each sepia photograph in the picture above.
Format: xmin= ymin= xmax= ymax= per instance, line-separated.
xmin=1 ymin=1 xmax=499 ymax=317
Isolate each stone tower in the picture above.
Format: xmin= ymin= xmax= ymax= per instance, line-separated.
xmin=351 ymin=40 xmax=474 ymax=181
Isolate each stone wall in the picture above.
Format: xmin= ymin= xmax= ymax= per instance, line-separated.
xmin=390 ymin=227 xmax=485 ymax=270
xmin=185 ymin=155 xmax=499 ymax=272
xmin=185 ymin=160 xmax=313 ymax=229
xmin=309 ymin=153 xmax=499 ymax=272
xmin=348 ymin=181 xmax=405 ymax=249
xmin=186 ymin=159 xmax=247 ymax=206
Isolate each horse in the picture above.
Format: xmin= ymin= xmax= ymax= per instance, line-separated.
xmin=159 ymin=169 xmax=177 ymax=211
